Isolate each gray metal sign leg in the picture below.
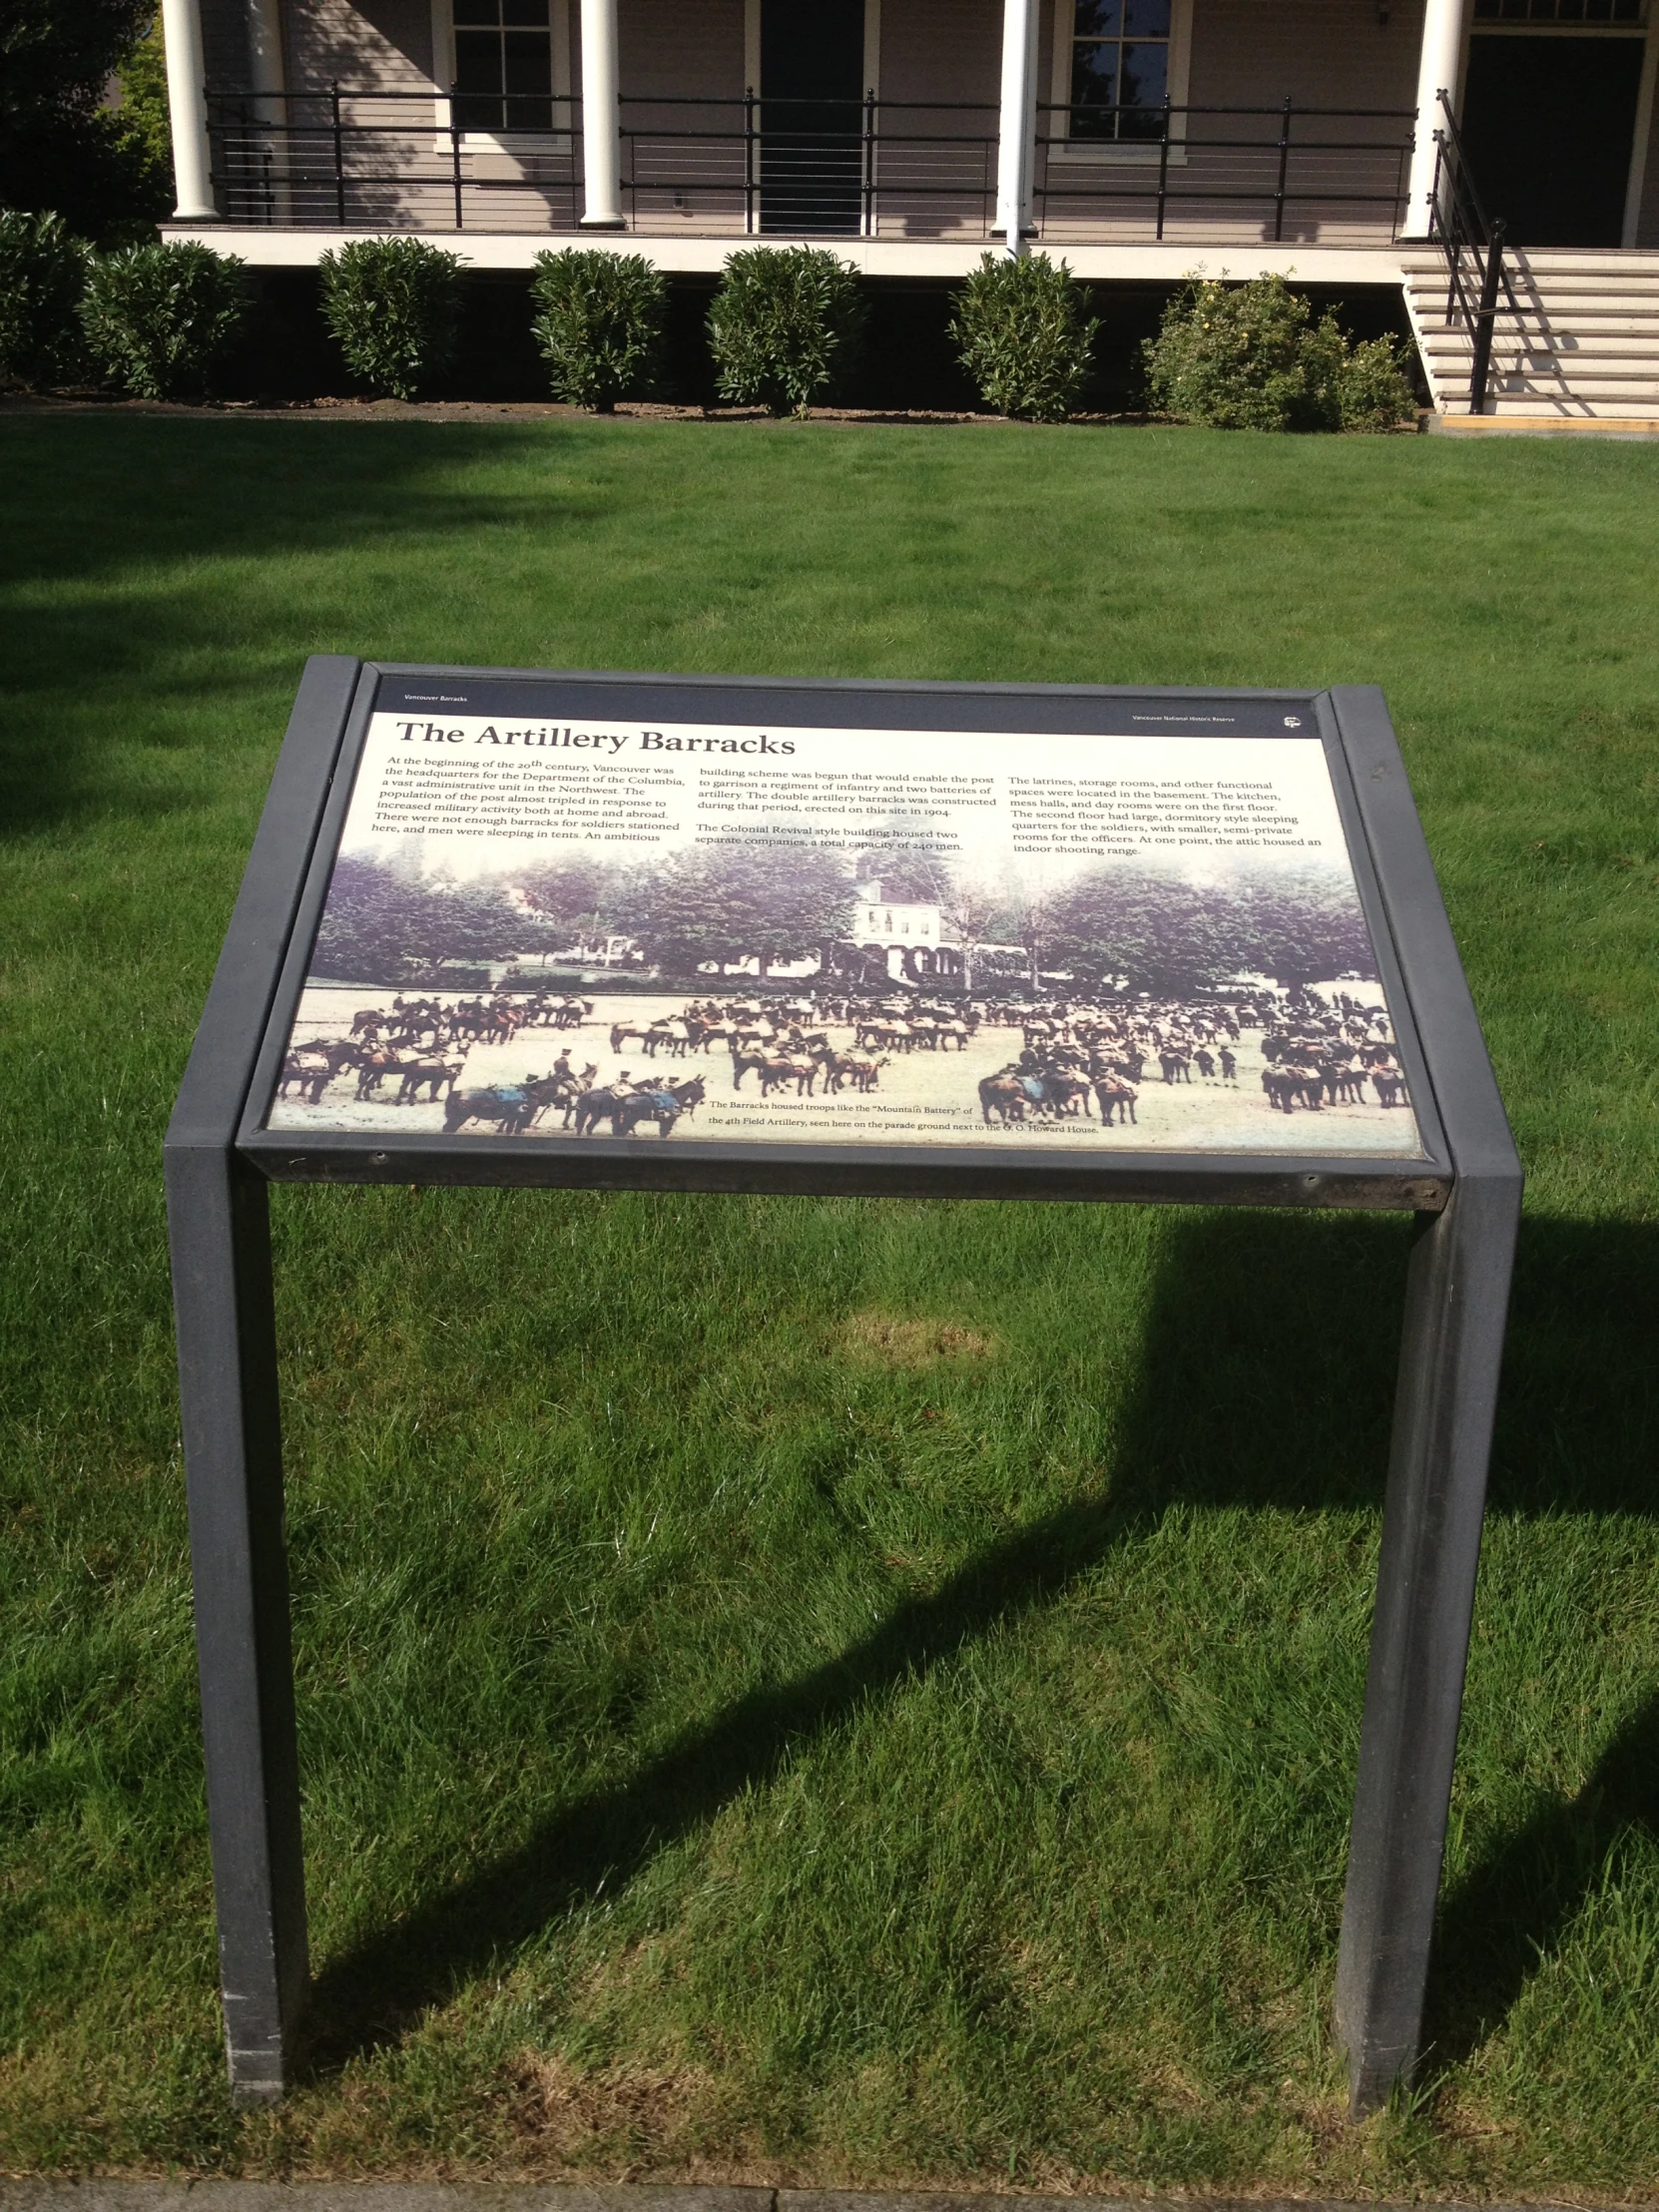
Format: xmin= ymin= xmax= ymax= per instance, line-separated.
xmin=1334 ymin=1171 xmax=1521 ymax=2113
xmin=168 ymin=1143 xmax=308 ymax=2105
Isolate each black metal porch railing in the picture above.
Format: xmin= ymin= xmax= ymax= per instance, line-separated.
xmin=1426 ymin=90 xmax=1513 ymax=413
xmin=204 ymin=88 xmax=1415 ymax=247
xmin=1039 ymin=96 xmax=1414 ymax=245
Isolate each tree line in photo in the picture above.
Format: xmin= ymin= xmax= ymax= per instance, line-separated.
xmin=311 ymin=840 xmax=1379 ymax=996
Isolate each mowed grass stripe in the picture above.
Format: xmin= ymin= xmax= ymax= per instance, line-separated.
xmin=0 ymin=417 xmax=1655 ymax=2186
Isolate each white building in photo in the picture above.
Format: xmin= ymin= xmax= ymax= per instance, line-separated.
xmin=847 ymin=880 xmax=964 ymax=985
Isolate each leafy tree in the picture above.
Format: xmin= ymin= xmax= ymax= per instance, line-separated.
xmin=310 ymin=855 xmax=529 ymax=982
xmin=512 ymin=855 xmax=616 ymax=947
xmin=623 ymin=845 xmax=854 ymax=978
xmin=1228 ymin=865 xmax=1377 ymax=986
xmin=850 ymin=843 xmax=940 ymax=901
xmin=1045 ymin=866 xmax=1242 ymax=994
xmin=311 ymin=855 xmax=440 ymax=980
xmin=1046 ymin=860 xmax=1377 ymax=993
xmin=0 ymin=210 xmax=87 ymax=385
xmin=1002 ymin=873 xmax=1056 ymax=994
xmin=935 ymin=874 xmax=1003 ymax=994
xmin=0 ymin=1 xmax=172 ymax=241
xmin=110 ymin=13 xmax=172 ymax=200
xmin=438 ymin=873 xmax=538 ymax=961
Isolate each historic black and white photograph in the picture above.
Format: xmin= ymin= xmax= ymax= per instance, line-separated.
xmin=266 ymin=712 xmax=1423 ymax=1155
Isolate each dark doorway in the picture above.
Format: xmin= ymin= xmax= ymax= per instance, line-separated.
xmin=760 ymin=0 xmax=865 ymax=235
xmin=1460 ymin=34 xmax=1645 ymax=246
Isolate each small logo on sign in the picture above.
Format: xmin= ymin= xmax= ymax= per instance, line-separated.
xmin=1284 ymin=715 xmax=1303 ymax=729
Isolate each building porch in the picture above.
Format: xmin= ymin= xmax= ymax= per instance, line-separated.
xmin=154 ymin=0 xmax=1659 ymax=412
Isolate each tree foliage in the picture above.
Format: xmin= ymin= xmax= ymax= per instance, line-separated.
xmin=0 ymin=1 xmax=171 ymax=240
xmin=1047 ymin=868 xmax=1242 ymax=993
xmin=314 ymin=845 xmax=855 ymax=986
xmin=950 ymin=253 xmax=1099 ymax=422
xmin=0 ymin=209 xmax=87 ymax=385
xmin=111 ymin=12 xmax=170 ymax=180
xmin=1045 ymin=861 xmax=1376 ymax=991
xmin=1226 ymin=866 xmax=1379 ymax=985
xmin=530 ymin=248 xmax=666 ymax=411
xmin=309 ymin=843 xmax=1368 ymax=996
xmin=621 ymin=845 xmax=855 ymax=976
xmin=310 ymin=855 xmax=533 ymax=983
xmin=707 ymin=246 xmax=867 ymax=417
xmin=514 ymin=855 xmax=616 ymax=940
xmin=850 ymin=843 xmax=941 ymax=902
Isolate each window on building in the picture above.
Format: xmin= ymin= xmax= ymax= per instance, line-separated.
xmin=452 ymin=0 xmax=553 ymax=132
xmin=1067 ymin=0 xmax=1172 ymax=141
xmin=1471 ymin=0 xmax=1640 ymax=17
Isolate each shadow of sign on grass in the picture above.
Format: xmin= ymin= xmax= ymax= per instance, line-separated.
xmin=0 ymin=419 xmax=609 ymax=840
xmin=1416 ymin=1209 xmax=1659 ymax=2076
xmin=1423 ymin=1689 xmax=1659 ymax=2076
xmin=293 ymin=1204 xmax=1658 ymax=2086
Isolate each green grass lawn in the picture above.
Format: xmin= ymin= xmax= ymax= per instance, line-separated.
xmin=2 ymin=414 xmax=1656 ymax=2192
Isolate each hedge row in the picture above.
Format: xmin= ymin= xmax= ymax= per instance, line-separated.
xmin=0 ymin=212 xmax=1415 ymax=430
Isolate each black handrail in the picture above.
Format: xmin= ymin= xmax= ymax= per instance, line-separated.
xmin=1425 ymin=89 xmax=1515 ymax=414
xmin=203 ymin=86 xmax=1415 ymax=246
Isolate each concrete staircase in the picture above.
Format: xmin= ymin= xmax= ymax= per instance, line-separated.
xmin=1401 ymin=248 xmax=1659 ymax=423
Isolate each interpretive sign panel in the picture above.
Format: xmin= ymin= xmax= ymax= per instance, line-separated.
xmin=169 ymin=662 xmax=1520 ymax=2128
xmin=251 ymin=673 xmax=1434 ymax=1179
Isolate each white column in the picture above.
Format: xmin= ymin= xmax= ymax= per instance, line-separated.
xmin=248 ymin=0 xmax=285 ymax=107
xmin=247 ymin=0 xmax=288 ymax=218
xmin=1405 ymin=0 xmax=1468 ymax=237
xmin=994 ymin=0 xmax=1040 ymax=255
xmin=579 ymin=0 xmax=625 ymax=228
xmin=162 ymin=0 xmax=221 ymax=221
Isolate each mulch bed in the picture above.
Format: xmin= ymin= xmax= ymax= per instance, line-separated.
xmin=1 ymin=390 xmax=1167 ymax=426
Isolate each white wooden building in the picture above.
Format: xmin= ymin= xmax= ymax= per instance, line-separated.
xmin=157 ymin=0 xmax=1659 ymax=416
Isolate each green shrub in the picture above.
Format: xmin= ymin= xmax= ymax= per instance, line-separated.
xmin=950 ymin=252 xmax=1099 ymax=421
xmin=78 ymin=241 xmax=247 ymax=400
xmin=1338 ymin=332 xmax=1418 ymax=432
xmin=1144 ymin=273 xmax=1415 ymax=433
xmin=1144 ymin=274 xmax=1332 ymax=430
xmin=318 ymin=237 xmax=464 ymax=401
xmin=529 ymin=248 xmax=666 ymax=411
xmin=707 ymin=246 xmax=866 ymax=416
xmin=0 ymin=211 xmax=89 ymax=387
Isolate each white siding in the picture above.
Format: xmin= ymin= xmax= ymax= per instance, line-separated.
xmin=200 ymin=0 xmax=1424 ymax=243
xmin=284 ymin=0 xmax=436 ymax=90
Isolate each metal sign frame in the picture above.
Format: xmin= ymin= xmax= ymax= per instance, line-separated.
xmin=166 ymin=657 xmax=1522 ymax=2115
